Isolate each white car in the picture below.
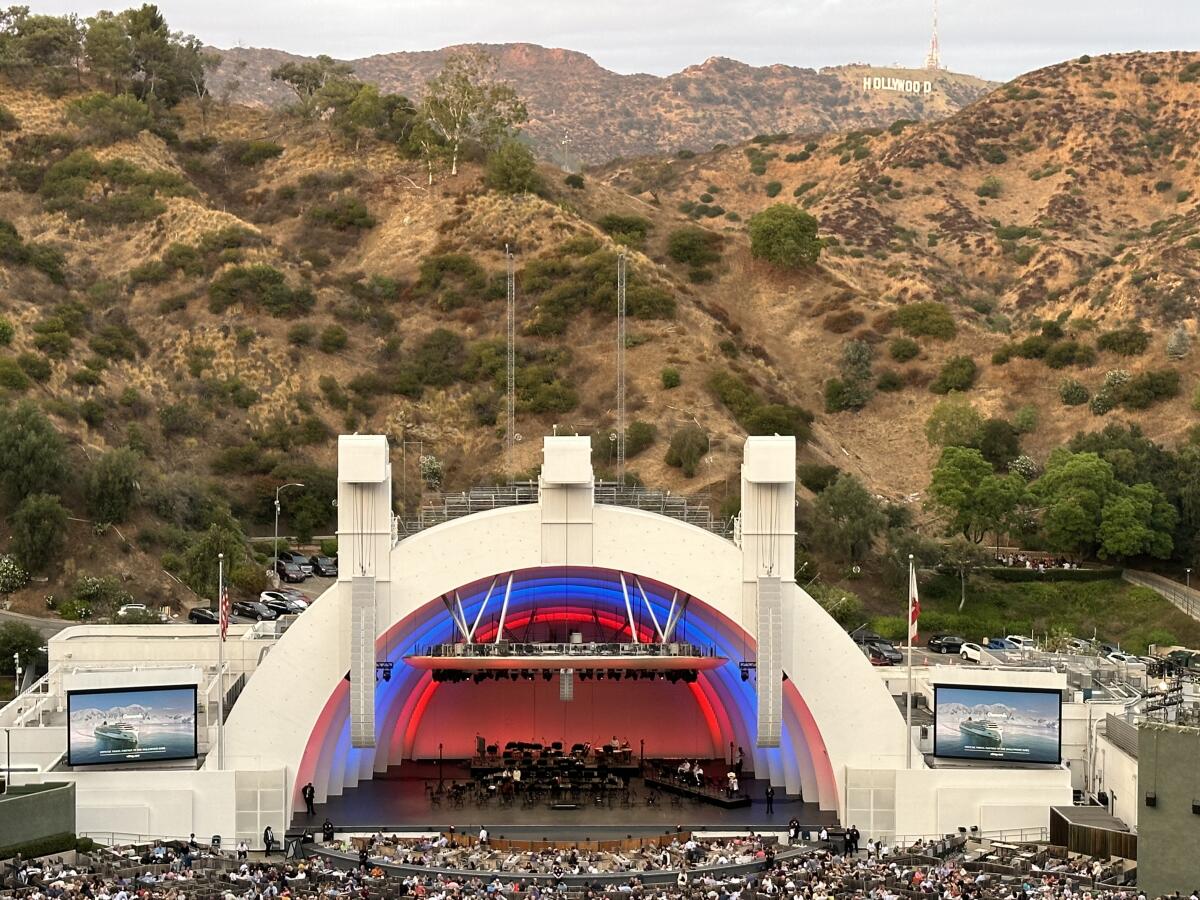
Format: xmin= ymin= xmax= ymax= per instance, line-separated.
xmin=959 ymin=642 xmax=983 ymax=663
xmin=1107 ymin=651 xmax=1146 ymax=669
xmin=260 ymin=590 xmax=309 ymax=610
xmin=117 ymin=604 xmax=150 ymax=618
xmin=1005 ymin=635 xmax=1038 ymax=650
xmin=1065 ymin=638 xmax=1092 ymax=654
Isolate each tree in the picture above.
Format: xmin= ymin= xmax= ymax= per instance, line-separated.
xmin=0 ymin=401 xmax=69 ymax=507
xmin=810 ymin=474 xmax=886 ymax=561
xmin=940 ymin=536 xmax=990 ymax=611
xmin=927 ymin=447 xmax=1024 ymax=542
xmin=85 ymin=448 xmax=140 ymax=523
xmin=924 ymin=394 xmax=983 ymax=448
xmin=1097 ymin=482 xmax=1177 ymax=560
xmin=83 ymin=12 xmax=133 ymax=93
xmin=747 ymin=204 xmax=821 ymax=268
xmin=665 ymin=424 xmax=708 ymax=477
xmin=420 ymin=48 xmax=527 ymax=176
xmin=270 ymin=55 xmax=355 ymax=119
xmin=978 ymin=417 xmax=1021 ymax=470
xmin=176 ymin=36 xmax=220 ymax=134
xmin=485 ymin=138 xmax=543 ymax=195
xmin=11 ymin=492 xmax=67 ymax=572
xmin=339 ymin=83 xmax=386 ymax=151
xmin=0 ymin=621 xmax=42 ymax=675
xmin=1032 ymin=451 xmax=1119 ymax=554
xmin=180 ymin=523 xmax=248 ymax=600
xmin=16 ymin=11 xmax=83 ymax=72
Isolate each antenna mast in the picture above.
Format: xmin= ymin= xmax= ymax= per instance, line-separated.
xmin=616 ymin=252 xmax=627 ymax=482
xmin=924 ymin=0 xmax=942 ymax=70
xmin=506 ymin=245 xmax=516 ymax=482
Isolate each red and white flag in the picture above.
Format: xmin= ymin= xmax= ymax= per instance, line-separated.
xmin=219 ymin=584 xmax=230 ymax=642
xmin=908 ymin=560 xmax=921 ymax=644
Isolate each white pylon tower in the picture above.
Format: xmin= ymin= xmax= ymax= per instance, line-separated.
xmin=924 ymin=0 xmax=942 ymax=70
xmin=615 ymin=252 xmax=628 ymax=483
xmin=505 ymin=245 xmax=516 ymax=482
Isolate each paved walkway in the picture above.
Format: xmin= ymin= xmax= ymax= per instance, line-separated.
xmin=0 ymin=605 xmax=68 ymax=639
xmin=1123 ymin=569 xmax=1200 ymax=623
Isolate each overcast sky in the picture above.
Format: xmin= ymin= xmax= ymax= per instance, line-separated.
xmin=25 ymin=0 xmax=1200 ymax=81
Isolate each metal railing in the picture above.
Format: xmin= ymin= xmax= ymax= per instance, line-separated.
xmin=394 ymin=481 xmax=732 ymax=542
xmin=1124 ymin=568 xmax=1200 ymax=622
xmin=417 ymin=641 xmax=717 ymax=659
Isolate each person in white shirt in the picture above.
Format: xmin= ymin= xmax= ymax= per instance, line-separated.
xmin=479 ymin=826 xmax=489 ymax=845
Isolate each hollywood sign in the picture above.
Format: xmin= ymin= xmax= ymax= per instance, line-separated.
xmin=862 ymin=76 xmax=934 ymax=95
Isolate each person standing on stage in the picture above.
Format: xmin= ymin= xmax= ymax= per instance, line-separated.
xmin=765 ymin=784 xmax=775 ymax=814
xmin=479 ymin=826 xmax=489 ymax=846
xmin=302 ymin=781 xmax=316 ymax=816
xmin=262 ymin=825 xmax=275 ymax=857
xmin=735 ymin=746 xmax=745 ymax=778
xmin=692 ymin=761 xmax=704 ymax=787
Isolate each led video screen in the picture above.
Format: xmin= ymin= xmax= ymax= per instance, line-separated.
xmin=933 ymin=684 xmax=1061 ymax=764
xmin=67 ymin=685 xmax=197 ymax=766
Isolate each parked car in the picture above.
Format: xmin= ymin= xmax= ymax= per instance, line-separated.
xmin=309 ymin=555 xmax=338 ymax=577
xmin=187 ymin=607 xmax=219 ymax=624
xmin=1164 ymin=649 xmax=1200 ymax=671
xmin=277 ymin=551 xmax=314 ymax=577
xmin=1064 ymin=638 xmax=1093 ymax=654
xmin=232 ymin=600 xmax=277 ymax=621
xmin=960 ymin=642 xmax=984 ymax=663
xmin=1097 ymin=641 xmax=1120 ymax=656
xmin=261 ymin=595 xmax=307 ymax=616
xmin=1005 ymin=634 xmax=1038 ymax=650
xmin=861 ymin=643 xmax=894 ymax=666
xmin=850 ymin=628 xmax=885 ymax=647
xmin=927 ymin=634 xmax=965 ymax=655
xmin=260 ymin=590 xmax=309 ymax=611
xmin=1106 ymin=651 xmax=1146 ymax=669
xmin=985 ymin=638 xmax=1020 ymax=651
xmin=117 ymin=603 xmax=150 ymax=618
xmin=275 ymin=560 xmax=306 ymax=584
xmin=867 ymin=640 xmax=903 ymax=664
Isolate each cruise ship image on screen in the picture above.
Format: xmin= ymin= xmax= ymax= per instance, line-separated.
xmin=959 ymin=713 xmax=1005 ymax=744
xmin=93 ymin=719 xmax=140 ymax=748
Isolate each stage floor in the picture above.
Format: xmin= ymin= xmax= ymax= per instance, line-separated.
xmin=296 ymin=762 xmax=838 ymax=835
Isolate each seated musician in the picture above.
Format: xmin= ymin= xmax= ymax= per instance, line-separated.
xmin=677 ymin=759 xmax=691 ymax=780
xmin=609 ymin=734 xmax=620 ymax=752
xmin=511 ymin=766 xmax=522 ymax=783
xmin=692 ymin=761 xmax=704 ymax=787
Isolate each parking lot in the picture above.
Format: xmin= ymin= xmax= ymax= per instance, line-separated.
xmin=224 ymin=574 xmax=336 ymax=624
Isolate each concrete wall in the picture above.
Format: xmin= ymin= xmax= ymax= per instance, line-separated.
xmin=1093 ymin=730 xmax=1138 ymax=829
xmin=0 ymin=782 xmax=75 ymax=848
xmin=1137 ymin=724 xmax=1200 ymax=896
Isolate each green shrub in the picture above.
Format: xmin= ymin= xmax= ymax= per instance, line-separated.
xmin=624 ymin=421 xmax=657 ymax=458
xmin=1119 ymin=369 xmax=1180 ymax=409
xmin=661 ymin=367 xmax=681 ymax=389
xmin=85 ymin=448 xmax=140 ymax=524
xmin=1059 ymin=378 xmax=1089 ymax=406
xmin=224 ymin=139 xmax=284 ymax=166
xmin=128 ymin=259 xmax=171 ymax=285
xmin=159 ymin=401 xmax=200 ymax=437
xmin=706 ymin=370 xmax=812 ymax=440
xmin=485 ymin=139 xmax=544 ymax=195
xmin=209 ymin=265 xmax=315 ymax=317
xmin=0 ymin=357 xmax=31 ymax=391
xmin=667 ymin=227 xmax=722 ymax=266
xmin=597 ymin=213 xmax=652 ymax=248
xmin=0 ymin=317 xmax=13 ymax=345
xmin=764 ymin=180 xmax=782 ymax=197
xmin=665 ymin=424 xmax=708 ymax=477
xmin=564 ymin=173 xmax=584 ymax=189
xmin=11 ymin=492 xmax=67 ymax=572
xmin=1044 ymin=340 xmax=1096 ymax=369
xmin=0 ymin=831 xmax=78 ymax=862
xmin=976 ymin=176 xmax=1002 ymax=198
xmin=889 ymin=337 xmax=919 ymax=361
xmin=39 ymin=151 xmax=190 ymax=224
xmin=17 ymin=353 xmax=51 ymax=382
xmin=895 ymin=302 xmax=956 ymax=339
xmin=824 ymin=377 xmax=870 ymax=412
xmin=747 ymin=204 xmax=820 ymax=267
xmin=797 ymin=463 xmax=839 ymax=494
xmin=318 ymin=325 xmax=349 ymax=353
xmin=65 ymin=92 xmax=152 ymax=144
xmin=930 ymin=356 xmax=978 ymax=394
xmin=1097 ymin=327 xmax=1151 ymax=356
xmin=1013 ymin=405 xmax=1039 ymax=433
xmin=307 ymin=195 xmax=376 ymax=231
xmin=876 ymin=369 xmax=903 ymax=392
xmin=0 ymin=103 xmax=17 ymax=132
xmin=985 ymin=567 xmax=1121 ymax=583
xmin=793 ymin=181 xmax=818 ymax=197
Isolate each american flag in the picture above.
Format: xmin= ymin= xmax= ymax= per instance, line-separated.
xmin=219 ymin=583 xmax=230 ymax=642
xmin=908 ymin=560 xmax=921 ymax=643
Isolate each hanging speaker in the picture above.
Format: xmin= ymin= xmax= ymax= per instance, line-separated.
xmin=1145 ymin=792 xmax=1157 ymax=807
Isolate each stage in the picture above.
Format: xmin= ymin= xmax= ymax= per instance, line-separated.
xmin=294 ymin=762 xmax=838 ymax=835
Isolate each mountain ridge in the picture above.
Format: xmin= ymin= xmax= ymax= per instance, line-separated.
xmin=207 ymin=42 xmax=996 ymax=164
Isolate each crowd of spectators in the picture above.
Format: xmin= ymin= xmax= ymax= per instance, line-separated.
xmin=1 ymin=833 xmax=1150 ymax=900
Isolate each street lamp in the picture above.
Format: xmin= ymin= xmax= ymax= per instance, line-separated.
xmin=272 ymin=482 xmax=305 ymax=588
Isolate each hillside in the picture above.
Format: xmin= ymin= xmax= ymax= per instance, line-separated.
xmin=2 ymin=47 xmax=1200 ymax=635
xmin=209 ymin=43 xmax=996 ymax=165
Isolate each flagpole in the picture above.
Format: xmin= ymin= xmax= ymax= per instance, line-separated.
xmin=906 ymin=553 xmax=914 ymax=769
xmin=217 ymin=552 xmax=225 ymax=771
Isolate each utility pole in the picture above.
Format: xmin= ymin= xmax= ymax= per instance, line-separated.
xmin=506 ymin=245 xmax=516 ymax=482
xmin=272 ymin=482 xmax=305 ymax=588
xmin=616 ymin=253 xmax=627 ymax=483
